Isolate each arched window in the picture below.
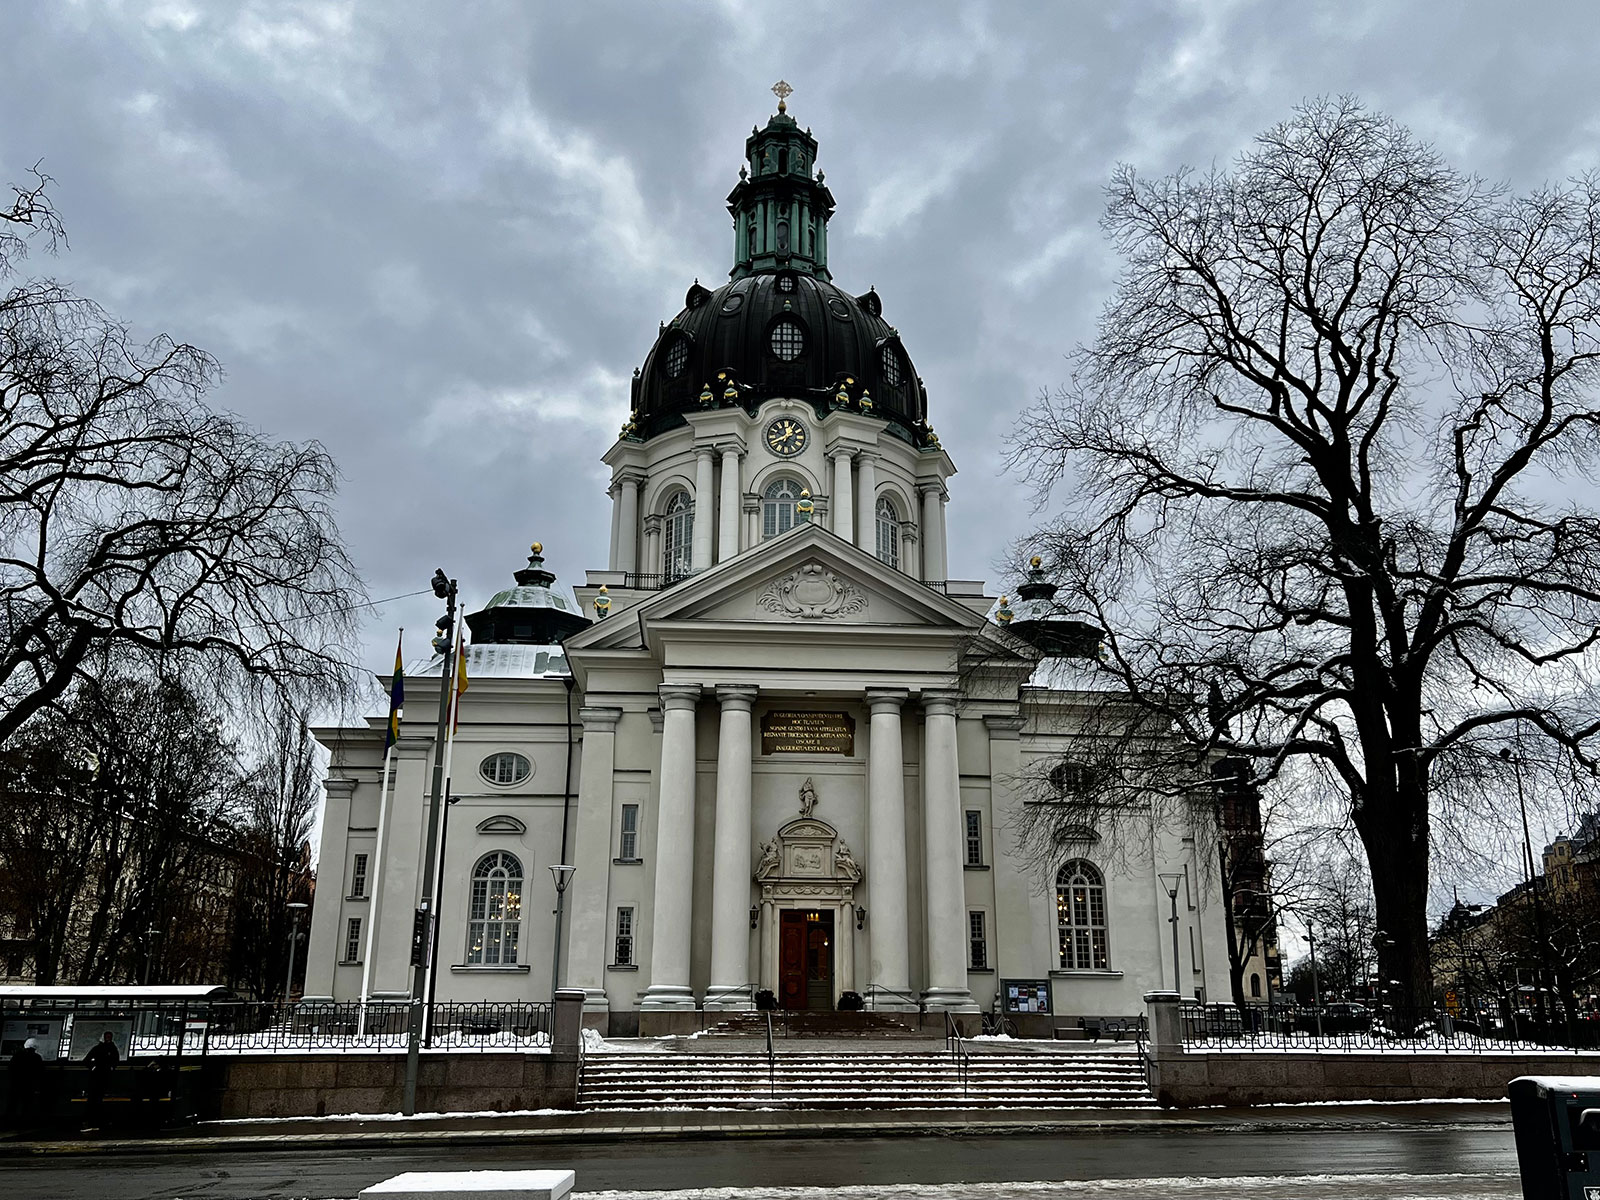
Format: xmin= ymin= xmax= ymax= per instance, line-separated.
xmin=762 ymin=478 xmax=803 ymax=539
xmin=663 ymin=336 xmax=689 ymax=379
xmin=875 ymin=496 xmax=900 ymax=569
xmin=1056 ymin=859 xmax=1108 ymax=970
xmin=662 ymin=491 xmax=694 ymax=581
xmin=1250 ymin=973 xmax=1262 ymax=998
xmin=880 ymin=344 xmax=904 ymax=388
xmin=467 ymin=851 xmax=523 ymax=965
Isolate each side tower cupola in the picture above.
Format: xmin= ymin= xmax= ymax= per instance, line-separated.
xmin=726 ymin=81 xmax=836 ymax=280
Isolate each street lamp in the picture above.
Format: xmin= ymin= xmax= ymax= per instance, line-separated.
xmin=142 ymin=928 xmax=162 ymax=987
xmin=1499 ymin=746 xmax=1565 ymax=1036
xmin=284 ymin=902 xmax=309 ymax=1002
xmin=404 ymin=568 xmax=458 ymax=1117
xmin=549 ymin=864 xmax=576 ymax=996
xmin=1158 ymin=874 xmax=1185 ymax=996
xmin=1306 ymin=922 xmax=1324 ymax=1038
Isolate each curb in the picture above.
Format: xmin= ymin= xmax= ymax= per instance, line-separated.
xmin=0 ymin=1103 xmax=1512 ymax=1158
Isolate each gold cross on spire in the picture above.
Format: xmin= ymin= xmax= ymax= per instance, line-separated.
xmin=771 ymin=79 xmax=793 ymax=113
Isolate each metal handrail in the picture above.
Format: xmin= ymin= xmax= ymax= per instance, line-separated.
xmin=944 ymin=1011 xmax=970 ymax=1098
xmin=764 ymin=1011 xmax=776 ymax=1098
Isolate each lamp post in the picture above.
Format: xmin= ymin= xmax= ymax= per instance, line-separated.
xmin=549 ymin=864 xmax=576 ymax=996
xmin=1158 ymin=874 xmax=1185 ymax=996
xmin=284 ymin=902 xmax=309 ymax=1002
xmin=1306 ymin=921 xmax=1324 ymax=1038
xmin=142 ymin=928 xmax=162 ymax=986
xmin=1498 ymin=746 xmax=1564 ymax=1036
xmin=403 ymin=568 xmax=458 ymax=1116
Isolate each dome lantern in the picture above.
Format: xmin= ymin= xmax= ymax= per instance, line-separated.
xmin=726 ymin=87 xmax=836 ymax=282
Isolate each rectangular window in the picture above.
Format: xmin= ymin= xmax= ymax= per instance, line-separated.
xmin=350 ymin=852 xmax=369 ymax=898
xmin=614 ymin=907 xmax=634 ymax=966
xmin=344 ymin=917 xmax=362 ymax=964
xmin=619 ymin=804 xmax=639 ymax=860
xmin=964 ymin=811 xmax=983 ymax=866
xmin=968 ymin=911 xmax=988 ymax=970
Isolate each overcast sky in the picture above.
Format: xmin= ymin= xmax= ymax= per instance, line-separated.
xmin=9 ymin=1 xmax=1600 ymax=906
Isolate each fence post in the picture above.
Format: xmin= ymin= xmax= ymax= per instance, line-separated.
xmin=1143 ymin=990 xmax=1184 ymax=1108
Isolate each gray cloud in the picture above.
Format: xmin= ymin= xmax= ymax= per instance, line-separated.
xmin=7 ymin=1 xmax=1599 ymax=887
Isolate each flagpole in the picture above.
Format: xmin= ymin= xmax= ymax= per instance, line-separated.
xmin=421 ymin=612 xmax=466 ymax=1045
xmin=357 ymin=741 xmax=395 ymax=1039
xmin=359 ymin=629 xmax=404 ymax=1041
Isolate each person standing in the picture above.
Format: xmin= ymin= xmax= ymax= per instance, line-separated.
xmin=82 ymin=1030 xmax=119 ymax=1128
xmin=6 ymin=1037 xmax=46 ymax=1127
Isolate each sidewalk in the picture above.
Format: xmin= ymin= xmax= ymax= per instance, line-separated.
xmin=0 ymin=1099 xmax=1511 ymax=1156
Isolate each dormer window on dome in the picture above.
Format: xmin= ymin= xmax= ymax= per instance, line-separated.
xmin=664 ymin=336 xmax=690 ymax=379
xmin=880 ymin=344 xmax=904 ymax=388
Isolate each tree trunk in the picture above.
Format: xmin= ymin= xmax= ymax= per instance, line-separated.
xmin=1355 ymin=801 xmax=1434 ymax=1015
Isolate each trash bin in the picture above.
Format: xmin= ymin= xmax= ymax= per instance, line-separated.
xmin=1507 ymin=1075 xmax=1600 ymax=1199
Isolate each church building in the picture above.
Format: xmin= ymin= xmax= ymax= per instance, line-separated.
xmin=304 ymin=97 xmax=1240 ymax=1034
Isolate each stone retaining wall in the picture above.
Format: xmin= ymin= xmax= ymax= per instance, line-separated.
xmin=212 ymin=1053 xmax=576 ymax=1118
xmin=1146 ymin=1047 xmax=1600 ymax=1107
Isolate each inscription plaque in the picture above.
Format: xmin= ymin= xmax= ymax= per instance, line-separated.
xmin=761 ymin=710 xmax=855 ymax=756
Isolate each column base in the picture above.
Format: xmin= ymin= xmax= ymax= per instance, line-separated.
xmin=570 ymin=986 xmax=611 ymax=1013
xmin=866 ymin=984 xmax=920 ymax=1012
xmin=640 ymin=984 xmax=698 ymax=1010
xmin=921 ymin=986 xmax=979 ymax=1013
xmin=702 ymin=985 xmax=753 ymax=1011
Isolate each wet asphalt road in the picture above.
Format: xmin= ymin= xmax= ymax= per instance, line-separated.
xmin=0 ymin=1122 xmax=1521 ymax=1200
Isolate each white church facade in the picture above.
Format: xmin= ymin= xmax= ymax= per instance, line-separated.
xmin=304 ymin=101 xmax=1241 ymax=1034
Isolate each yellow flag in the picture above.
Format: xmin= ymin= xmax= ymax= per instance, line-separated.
xmin=451 ymin=648 xmax=469 ymax=734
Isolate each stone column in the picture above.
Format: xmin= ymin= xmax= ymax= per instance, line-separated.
xmin=919 ymin=484 xmax=945 ymax=581
xmin=985 ymin=715 xmax=1031 ymax=982
xmin=641 ymin=685 xmax=702 ymax=1009
xmin=706 ymin=685 xmax=758 ymax=1008
xmin=717 ymin=447 xmax=742 ymax=563
xmin=856 ymin=454 xmax=879 ymax=551
xmin=921 ymin=690 xmax=976 ymax=1011
xmin=831 ymin=449 xmax=855 ymax=543
xmin=691 ymin=447 xmax=716 ymax=572
xmin=617 ymin=473 xmax=642 ymax=575
xmin=372 ymin=737 xmax=432 ymax=997
xmin=935 ymin=489 xmax=950 ymax=579
xmin=302 ymin=777 xmax=355 ymax=1001
xmin=566 ymin=706 xmax=621 ymax=1011
xmin=607 ymin=482 xmax=622 ymax=571
xmin=642 ymin=514 xmax=662 ymax=581
xmin=865 ymin=688 xmax=914 ymax=1009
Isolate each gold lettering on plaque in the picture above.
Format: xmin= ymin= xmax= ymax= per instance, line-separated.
xmin=761 ymin=710 xmax=855 ymax=756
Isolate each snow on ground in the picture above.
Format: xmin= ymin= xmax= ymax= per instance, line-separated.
xmin=205 ymin=1107 xmax=577 ymax=1125
xmin=575 ymin=1174 xmax=1517 ymax=1199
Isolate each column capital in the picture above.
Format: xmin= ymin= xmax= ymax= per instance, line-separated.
xmin=643 ymin=513 xmax=663 ymax=534
xmin=921 ymin=689 xmax=962 ymax=718
xmin=715 ymin=684 xmax=759 ymax=711
xmin=694 ymin=444 xmax=716 ymax=462
xmin=716 ymin=441 xmax=745 ymax=458
xmin=983 ymin=714 xmax=1026 ymax=739
xmin=579 ymin=705 xmax=623 ymax=733
xmin=323 ymin=777 xmax=357 ymax=799
xmin=659 ymin=684 xmax=702 ymax=711
xmin=615 ymin=467 xmax=647 ymax=487
xmin=829 ymin=446 xmax=857 ymax=461
xmin=392 ymin=735 xmax=434 ymax=759
xmin=864 ymin=687 xmax=909 ymax=714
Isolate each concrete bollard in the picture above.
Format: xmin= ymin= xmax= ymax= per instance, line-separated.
xmin=552 ymin=988 xmax=585 ymax=1061
xmin=1143 ymin=990 xmax=1182 ymax=1053
xmin=360 ymin=1168 xmax=575 ymax=1200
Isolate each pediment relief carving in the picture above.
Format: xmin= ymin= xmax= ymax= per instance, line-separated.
xmin=755 ymin=816 xmax=862 ymax=882
xmin=756 ymin=562 xmax=868 ymax=620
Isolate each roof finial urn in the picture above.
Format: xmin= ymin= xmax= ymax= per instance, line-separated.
xmin=514 ymin=542 xmax=556 ymax=588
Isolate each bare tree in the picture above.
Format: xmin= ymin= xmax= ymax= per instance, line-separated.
xmin=0 ymin=168 xmax=363 ymax=745
xmin=1008 ymin=99 xmax=1600 ymax=1011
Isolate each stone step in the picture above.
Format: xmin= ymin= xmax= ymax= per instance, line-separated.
xmin=578 ymin=1096 xmax=1159 ymax=1110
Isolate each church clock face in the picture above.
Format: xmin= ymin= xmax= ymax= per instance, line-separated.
xmin=766 ymin=417 xmax=807 ymax=457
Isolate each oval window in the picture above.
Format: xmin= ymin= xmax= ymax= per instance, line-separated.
xmin=770 ymin=318 xmax=805 ymax=361
xmin=481 ymin=752 xmax=532 ymax=786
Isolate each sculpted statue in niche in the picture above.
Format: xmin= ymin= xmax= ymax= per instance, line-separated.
xmin=798 ymin=776 xmax=818 ymax=818
xmin=834 ymin=840 xmax=862 ymax=880
xmin=755 ymin=839 xmax=779 ymax=879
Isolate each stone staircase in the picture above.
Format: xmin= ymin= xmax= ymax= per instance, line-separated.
xmin=577 ymin=1046 xmax=1157 ymax=1110
xmin=700 ymin=1011 xmax=928 ymax=1038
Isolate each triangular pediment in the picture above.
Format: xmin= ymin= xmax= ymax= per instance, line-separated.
xmin=640 ymin=525 xmax=986 ymax=632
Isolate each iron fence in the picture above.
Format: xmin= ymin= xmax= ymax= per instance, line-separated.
xmin=2 ymin=999 xmax=554 ymax=1060
xmin=1178 ymin=1002 xmax=1600 ymax=1053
